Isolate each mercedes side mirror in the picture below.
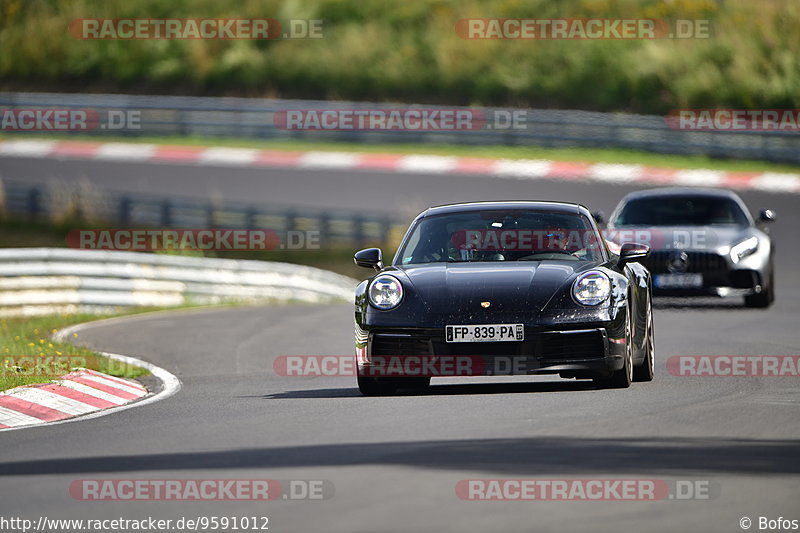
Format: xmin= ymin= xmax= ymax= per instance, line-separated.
xmin=618 ymin=242 xmax=650 ymax=267
xmin=592 ymin=210 xmax=606 ymax=225
xmin=354 ymin=248 xmax=383 ymax=271
xmin=759 ymin=209 xmax=776 ymax=223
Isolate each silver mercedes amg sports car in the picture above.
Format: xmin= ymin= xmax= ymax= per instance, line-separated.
xmin=606 ymin=188 xmax=775 ymax=308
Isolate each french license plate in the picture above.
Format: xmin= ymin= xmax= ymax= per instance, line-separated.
xmin=446 ymin=324 xmax=524 ymax=343
xmin=654 ymin=273 xmax=703 ymax=289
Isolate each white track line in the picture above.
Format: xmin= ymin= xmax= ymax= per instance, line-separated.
xmin=298 ymin=151 xmax=361 ymax=169
xmin=751 ymin=173 xmax=800 ymax=192
xmin=589 ymin=163 xmax=643 ymax=183
xmin=94 ymin=142 xmax=156 ymax=161
xmin=397 ymin=155 xmax=458 ymax=173
xmin=491 ymin=159 xmax=553 ymax=179
xmin=0 ymin=140 xmax=56 ymax=156
xmin=198 ymin=147 xmax=260 ymax=166
xmin=673 ymin=169 xmax=726 ymax=187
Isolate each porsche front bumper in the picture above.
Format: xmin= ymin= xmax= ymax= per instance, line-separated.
xmin=357 ymin=326 xmax=625 ymax=378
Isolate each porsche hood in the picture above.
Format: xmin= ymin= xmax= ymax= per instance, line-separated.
xmin=393 ymin=261 xmax=599 ymax=315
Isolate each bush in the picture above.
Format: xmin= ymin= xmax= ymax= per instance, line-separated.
xmin=1 ymin=0 xmax=797 ymax=113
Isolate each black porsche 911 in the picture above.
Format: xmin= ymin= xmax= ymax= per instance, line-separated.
xmin=353 ymin=201 xmax=655 ymax=396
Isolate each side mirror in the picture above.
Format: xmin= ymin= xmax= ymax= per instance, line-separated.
xmin=592 ymin=210 xmax=606 ymax=225
xmin=618 ymin=242 xmax=650 ymax=267
xmin=354 ymin=248 xmax=383 ymax=271
xmin=759 ymin=209 xmax=776 ymax=223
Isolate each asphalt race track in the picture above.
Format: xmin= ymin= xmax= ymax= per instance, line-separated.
xmin=1 ymin=157 xmax=799 ymax=533
xmin=5 ymin=155 xmax=792 ymax=220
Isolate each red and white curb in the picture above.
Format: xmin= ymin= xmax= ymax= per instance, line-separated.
xmin=0 ymin=369 xmax=147 ymax=429
xmin=0 ymin=321 xmax=181 ymax=432
xmin=1 ymin=139 xmax=798 ymax=194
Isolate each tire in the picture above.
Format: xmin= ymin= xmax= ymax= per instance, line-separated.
xmin=357 ymin=376 xmax=398 ymax=396
xmin=399 ymin=377 xmax=431 ymax=392
xmin=595 ymin=308 xmax=633 ymax=389
xmin=633 ymin=302 xmax=654 ymax=382
xmin=744 ymin=267 xmax=774 ymax=308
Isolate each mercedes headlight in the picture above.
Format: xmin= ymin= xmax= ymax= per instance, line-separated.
xmin=368 ymin=275 xmax=404 ymax=310
xmin=729 ymin=236 xmax=758 ymax=263
xmin=572 ymin=271 xmax=611 ymax=306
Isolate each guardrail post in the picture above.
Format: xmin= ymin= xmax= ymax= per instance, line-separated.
xmin=178 ymin=110 xmax=189 ymax=136
xmin=160 ymin=200 xmax=172 ymax=227
xmin=353 ymin=215 xmax=365 ymax=247
xmin=118 ymin=196 xmax=132 ymax=225
xmin=206 ymin=204 xmax=216 ymax=228
xmin=319 ymin=213 xmax=331 ymax=245
xmin=245 ymin=207 xmax=257 ymax=230
xmin=285 ymin=210 xmax=297 ymax=232
xmin=72 ymin=190 xmax=84 ymax=221
xmin=27 ymin=187 xmax=42 ymax=222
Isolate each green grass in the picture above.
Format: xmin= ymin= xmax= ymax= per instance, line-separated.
xmin=0 ymin=313 xmax=149 ymax=392
xmin=1 ymin=0 xmax=798 ymax=114
xmin=3 ymin=132 xmax=799 ymax=173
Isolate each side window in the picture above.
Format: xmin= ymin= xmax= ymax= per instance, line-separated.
xmin=400 ymin=222 xmax=422 ymax=264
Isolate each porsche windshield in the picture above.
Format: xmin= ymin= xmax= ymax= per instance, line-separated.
xmin=397 ymin=209 xmax=604 ymax=265
xmin=614 ymin=195 xmax=750 ymax=227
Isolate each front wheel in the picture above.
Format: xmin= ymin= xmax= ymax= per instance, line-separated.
xmin=744 ymin=268 xmax=774 ymax=308
xmin=633 ymin=303 xmax=655 ymax=382
xmin=595 ymin=309 xmax=633 ymax=389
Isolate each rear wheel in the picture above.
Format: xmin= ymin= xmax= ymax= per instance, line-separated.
xmin=633 ymin=303 xmax=655 ymax=382
xmin=595 ymin=309 xmax=633 ymax=389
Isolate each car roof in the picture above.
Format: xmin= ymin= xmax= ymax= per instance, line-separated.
xmin=418 ymin=201 xmax=589 ymax=219
xmin=609 ymin=187 xmax=754 ymax=226
xmin=619 ymin=187 xmax=743 ymax=201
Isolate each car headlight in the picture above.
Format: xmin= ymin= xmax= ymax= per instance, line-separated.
xmin=368 ymin=275 xmax=404 ymax=310
xmin=572 ymin=271 xmax=611 ymax=306
xmin=729 ymin=236 xmax=758 ymax=263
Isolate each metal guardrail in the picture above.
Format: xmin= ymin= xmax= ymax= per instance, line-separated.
xmin=2 ymin=92 xmax=799 ymax=164
xmin=0 ymin=179 xmax=405 ymax=249
xmin=0 ymin=248 xmax=358 ymax=317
